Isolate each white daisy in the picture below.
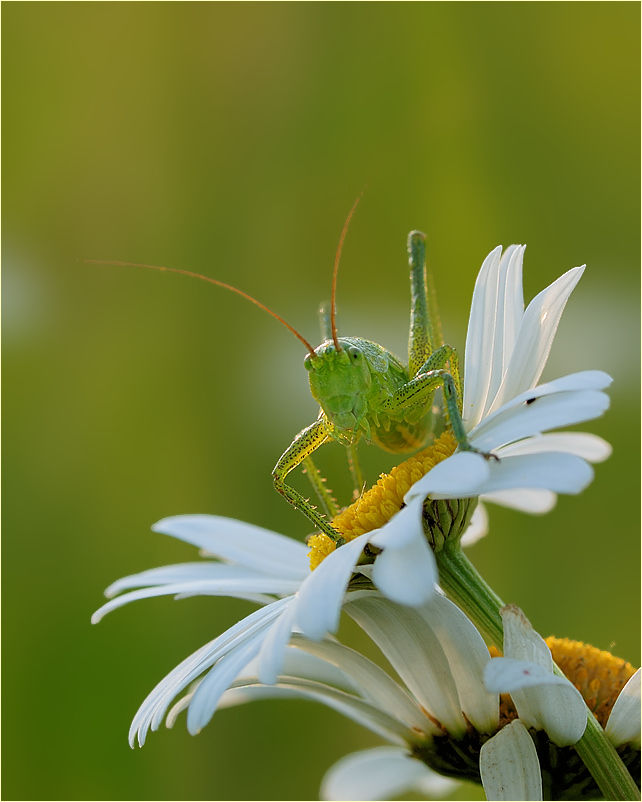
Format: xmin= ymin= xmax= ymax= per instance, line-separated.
xmin=356 ymin=245 xmax=612 ymax=606
xmin=93 ymin=513 xmax=438 ymax=743
xmin=193 ymin=597 xmax=636 ymax=801
xmin=91 ymin=509 xmax=499 ymax=745
xmin=93 ymin=244 xmax=615 ymax=759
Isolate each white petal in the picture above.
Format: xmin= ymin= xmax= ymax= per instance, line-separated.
xmin=480 ymin=720 xmax=543 ymax=801
xmin=295 ymin=534 xmax=369 ymax=641
xmin=256 ymin=599 xmax=299 ymax=685
xmin=460 ymin=502 xmax=489 ymax=547
xmin=103 ymin=562 xmax=274 ymax=598
xmin=151 ymin=515 xmax=309 ymax=579
xmin=469 ymin=370 xmax=612 ymax=444
xmin=166 ymin=689 xmax=198 ymax=727
xmin=484 ymin=246 xmax=527 ymax=417
xmin=606 ymin=669 xmax=641 ymax=747
xmin=222 ymin=678 xmax=414 ymax=744
xmin=418 ymin=593 xmax=499 ymax=733
xmin=498 ymin=606 xmax=587 ymax=746
xmin=495 ymin=431 xmax=612 ymax=463
xmin=471 ymin=390 xmax=610 ymax=453
xmin=187 ymin=635 xmax=263 ymax=734
xmin=485 ymin=657 xmax=575 ymax=693
xmin=345 ymin=594 xmax=467 ymax=736
xmin=481 ymin=488 xmax=557 ymax=514
xmin=501 ymin=605 xmax=553 ymax=670
xmin=485 ymin=658 xmax=587 ymax=746
xmin=478 ymin=452 xmax=594 ymax=496
xmin=321 ymin=747 xmax=459 ymax=802
xmin=368 ymin=496 xmax=424 ymax=549
xmin=405 ymin=451 xmax=490 ymax=501
xmin=463 ymin=245 xmax=504 ymax=430
xmin=371 ymin=527 xmax=437 ymax=607
xmin=217 ymin=684 xmax=307 ymax=709
xmin=129 ymin=597 xmax=292 ymax=745
xmin=92 ymin=578 xmax=292 ymax=624
xmin=489 ymin=265 xmax=584 ymax=410
xmin=291 ymin=636 xmax=433 ymax=733
xmin=242 ymin=645 xmax=359 ymax=693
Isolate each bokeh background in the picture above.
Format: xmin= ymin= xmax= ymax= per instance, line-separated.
xmin=3 ymin=4 xmax=639 ymax=801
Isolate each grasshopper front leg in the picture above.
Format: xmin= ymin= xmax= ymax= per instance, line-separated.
xmin=381 ymin=346 xmax=471 ymax=451
xmin=272 ymin=418 xmax=345 ymax=543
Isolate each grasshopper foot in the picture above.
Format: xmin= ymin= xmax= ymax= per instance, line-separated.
xmin=457 ymin=442 xmax=500 ymax=462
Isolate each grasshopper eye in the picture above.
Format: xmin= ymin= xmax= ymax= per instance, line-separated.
xmin=304 ymin=355 xmax=315 ymax=371
xmin=348 ymin=346 xmax=362 ymax=363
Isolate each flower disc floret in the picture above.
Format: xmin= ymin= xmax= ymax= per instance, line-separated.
xmin=308 ymin=432 xmax=456 ymax=570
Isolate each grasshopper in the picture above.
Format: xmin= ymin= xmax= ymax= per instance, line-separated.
xmin=88 ymin=198 xmax=468 ymax=545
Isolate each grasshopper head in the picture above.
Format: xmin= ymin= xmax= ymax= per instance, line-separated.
xmin=304 ymin=339 xmax=372 ymax=440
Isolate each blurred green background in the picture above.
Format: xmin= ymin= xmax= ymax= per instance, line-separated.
xmin=3 ymin=3 xmax=639 ymax=800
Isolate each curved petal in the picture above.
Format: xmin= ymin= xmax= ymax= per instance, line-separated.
xmin=480 ymin=720 xmax=543 ymax=801
xmin=460 ymin=502 xmax=489 ymax=547
xmin=103 ymin=562 xmax=274 ymax=598
xmin=187 ymin=635 xmax=263 ymax=734
xmin=291 ymin=636 xmax=433 ymax=732
xmin=478 ymin=452 xmax=594 ymax=496
xmin=321 ymin=747 xmax=459 ymax=801
xmin=494 ymin=432 xmax=612 ymax=463
xmin=481 ymin=488 xmax=557 ymax=514
xmin=371 ymin=527 xmax=437 ymax=607
xmin=484 ymin=246 xmax=526 ymax=418
xmin=241 ymin=644 xmax=360 ymax=694
xmin=501 ymin=605 xmax=552 ymax=669
xmin=497 ymin=606 xmax=587 ymax=746
xmin=471 ymin=390 xmax=610 ymax=453
xmin=295 ymin=534 xmax=369 ymax=641
xmin=405 ymin=451 xmax=490 ymax=501
xmin=418 ymin=593 xmax=498 ymax=734
xmin=129 ymin=597 xmax=293 ymax=746
xmin=485 ymin=658 xmax=586 ymax=746
xmin=368 ymin=496 xmax=424 ymax=549
xmin=92 ymin=579 xmax=292 ymax=624
xmin=605 ymin=669 xmax=641 ymax=747
xmin=256 ymin=599 xmax=299 ymax=685
xmin=469 ymin=370 xmax=612 ymax=443
xmin=463 ymin=245 xmax=504 ymax=429
xmin=345 ymin=594 xmax=467 ymax=737
xmin=151 ymin=515 xmax=309 ymax=579
xmin=489 ymin=265 xmax=584 ymax=411
xmin=220 ymin=679 xmax=414 ymax=744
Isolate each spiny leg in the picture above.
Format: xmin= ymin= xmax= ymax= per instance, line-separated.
xmin=407 ymin=231 xmax=433 ymax=376
xmin=380 ymin=365 xmax=471 ymax=451
xmin=303 ymin=455 xmax=340 ymax=518
xmin=346 ymin=442 xmax=365 ymax=501
xmin=273 ymin=418 xmax=344 ymax=543
xmin=416 ymin=344 xmax=463 ymax=415
xmin=407 ymin=230 xmax=444 ymax=376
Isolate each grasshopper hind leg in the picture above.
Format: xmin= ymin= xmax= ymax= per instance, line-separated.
xmin=303 ymin=455 xmax=340 ymax=518
xmin=346 ymin=443 xmax=366 ymax=501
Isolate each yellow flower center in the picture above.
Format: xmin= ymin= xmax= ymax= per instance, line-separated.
xmin=308 ymin=431 xmax=456 ymax=570
xmin=547 ymin=637 xmax=637 ymax=728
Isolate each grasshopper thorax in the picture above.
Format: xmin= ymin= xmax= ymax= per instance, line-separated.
xmin=304 ymin=338 xmax=373 ymax=438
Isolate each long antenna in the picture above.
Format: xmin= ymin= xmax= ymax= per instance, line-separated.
xmin=331 ymin=191 xmax=364 ymax=351
xmin=85 ymin=260 xmax=318 ymax=355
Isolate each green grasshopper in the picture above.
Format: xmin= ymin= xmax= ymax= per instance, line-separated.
xmin=89 ymin=199 xmax=468 ymax=545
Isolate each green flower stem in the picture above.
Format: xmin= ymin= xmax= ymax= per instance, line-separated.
xmin=436 ymin=544 xmax=505 ymax=648
xmin=436 ymin=545 xmax=639 ymax=802
xmin=573 ymin=703 xmax=640 ymax=801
